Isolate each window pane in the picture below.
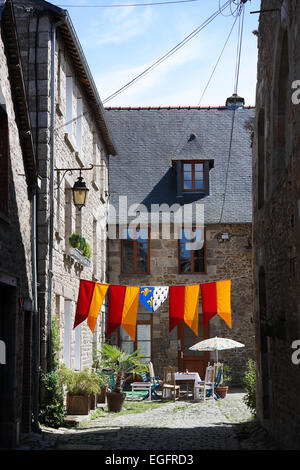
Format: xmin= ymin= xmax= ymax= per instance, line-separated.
xmin=193 ymin=247 xmax=205 ymax=272
xmin=137 ymin=340 xmax=151 ymax=358
xmin=137 ymin=228 xmax=148 ymax=240
xmin=180 ymin=241 xmax=191 ymax=273
xmin=183 ymin=163 xmax=192 ymax=171
xmin=137 ymin=240 xmax=148 ymax=272
xmin=195 ymin=163 xmax=203 ymax=171
xmin=120 ymin=328 xmax=132 ymax=342
xmin=121 ymin=341 xmax=134 ymax=355
xmin=184 ymin=171 xmax=192 ymax=180
xmin=195 ymin=171 xmax=203 ymax=181
xmin=195 ymin=180 xmax=204 ymax=190
xmin=123 ymin=239 xmax=134 ymax=272
xmin=137 ymin=324 xmax=151 ymax=341
xmin=183 ymin=180 xmax=192 ymax=190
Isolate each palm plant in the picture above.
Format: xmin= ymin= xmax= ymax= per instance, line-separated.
xmin=100 ymin=343 xmax=148 ymax=393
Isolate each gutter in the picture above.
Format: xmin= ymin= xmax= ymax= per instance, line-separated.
xmin=48 ymin=13 xmax=67 ymax=369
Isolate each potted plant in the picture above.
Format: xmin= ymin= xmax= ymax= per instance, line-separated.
xmin=58 ymin=365 xmax=101 ymax=415
xmin=216 ymin=364 xmax=232 ymax=399
xmin=99 ymin=343 xmax=148 ymax=412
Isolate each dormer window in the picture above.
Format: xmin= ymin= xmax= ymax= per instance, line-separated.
xmin=173 ymin=159 xmax=213 ymax=200
xmin=182 ymin=161 xmax=205 ymax=192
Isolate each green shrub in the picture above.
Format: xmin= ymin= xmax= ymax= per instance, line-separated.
xmin=242 ymin=358 xmax=256 ymax=415
xmin=39 ymin=315 xmax=66 ymax=428
xmin=69 ymin=233 xmax=92 ymax=259
xmin=58 ymin=365 xmax=102 ymax=395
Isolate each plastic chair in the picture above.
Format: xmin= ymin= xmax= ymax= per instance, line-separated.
xmin=162 ymin=366 xmax=180 ymax=401
xmin=194 ymin=365 xmax=214 ymax=400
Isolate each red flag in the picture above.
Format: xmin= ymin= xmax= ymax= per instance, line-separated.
xmin=169 ymin=286 xmax=185 ymax=332
xmin=74 ymin=279 xmax=95 ymax=328
xmin=200 ymin=282 xmax=218 ymax=325
xmin=106 ymin=285 xmax=126 ymax=338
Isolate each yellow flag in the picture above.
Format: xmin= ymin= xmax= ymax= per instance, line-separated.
xmin=121 ymin=286 xmax=140 ymax=341
xmin=87 ymin=283 xmax=109 ymax=333
xmin=184 ymin=285 xmax=199 ymax=336
xmin=216 ymin=280 xmax=232 ymax=328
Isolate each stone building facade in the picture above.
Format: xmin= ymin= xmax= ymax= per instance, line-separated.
xmin=13 ymin=0 xmax=116 ymax=375
xmin=253 ymin=0 xmax=300 ymax=450
xmin=106 ymin=105 xmax=255 ymax=385
xmin=0 ymin=1 xmax=38 ymax=448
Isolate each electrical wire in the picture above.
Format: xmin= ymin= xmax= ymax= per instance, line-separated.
xmin=102 ymin=0 xmax=233 ymax=104
xmin=57 ymin=0 xmax=202 ymax=7
xmin=197 ymin=12 xmax=239 ymax=106
xmin=218 ymin=1 xmax=245 ymax=224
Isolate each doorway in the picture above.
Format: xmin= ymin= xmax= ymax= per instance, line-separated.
xmin=178 ymin=315 xmax=209 ymax=378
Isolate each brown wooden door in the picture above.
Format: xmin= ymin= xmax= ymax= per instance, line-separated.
xmin=178 ymin=316 xmax=209 ymax=379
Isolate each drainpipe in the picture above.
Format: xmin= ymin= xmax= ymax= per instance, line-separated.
xmin=48 ymin=14 xmax=66 ymax=370
xmin=32 ymin=188 xmax=40 ymax=433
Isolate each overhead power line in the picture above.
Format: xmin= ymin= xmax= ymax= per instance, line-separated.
xmin=57 ymin=0 xmax=202 ymax=7
xmin=219 ymin=2 xmax=245 ymax=224
xmin=102 ymin=0 xmax=233 ymax=104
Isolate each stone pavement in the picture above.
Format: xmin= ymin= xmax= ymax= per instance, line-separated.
xmin=18 ymin=390 xmax=283 ymax=451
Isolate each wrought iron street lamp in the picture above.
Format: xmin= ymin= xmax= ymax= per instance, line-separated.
xmin=72 ymin=172 xmax=89 ymax=210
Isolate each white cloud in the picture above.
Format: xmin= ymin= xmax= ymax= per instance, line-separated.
xmin=81 ymin=6 xmax=153 ymax=46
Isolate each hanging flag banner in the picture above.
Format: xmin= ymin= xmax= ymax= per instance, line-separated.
xmin=139 ymin=286 xmax=169 ymax=312
xmin=153 ymin=286 xmax=169 ymax=312
xmin=139 ymin=287 xmax=154 ymax=312
xmin=75 ymin=278 xmax=232 ymax=335
xmin=169 ymin=285 xmax=185 ymax=332
xmin=216 ymin=280 xmax=232 ymax=328
xmin=169 ymin=285 xmax=199 ymax=335
xmin=74 ymin=279 xmax=95 ymax=329
xmin=106 ymin=285 xmax=126 ymax=339
xmin=201 ymin=280 xmax=231 ymax=328
xmin=121 ymin=286 xmax=140 ymax=341
xmin=184 ymin=285 xmax=199 ymax=336
xmin=87 ymin=283 xmax=109 ymax=333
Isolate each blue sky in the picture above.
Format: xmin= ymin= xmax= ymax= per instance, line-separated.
xmin=52 ymin=0 xmax=261 ymax=107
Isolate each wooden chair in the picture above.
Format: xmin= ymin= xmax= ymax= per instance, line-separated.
xmin=162 ymin=366 xmax=180 ymax=401
xmin=194 ymin=365 xmax=215 ymax=401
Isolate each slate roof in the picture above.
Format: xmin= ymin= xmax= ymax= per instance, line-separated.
xmin=105 ymin=106 xmax=255 ymax=224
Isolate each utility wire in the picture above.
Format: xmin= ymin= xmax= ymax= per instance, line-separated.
xmin=103 ymin=0 xmax=233 ymax=104
xmin=57 ymin=0 xmax=201 ymax=7
xmin=197 ymin=12 xmax=239 ymax=106
xmin=218 ymin=2 xmax=245 ymax=224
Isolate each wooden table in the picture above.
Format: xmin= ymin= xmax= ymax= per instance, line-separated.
xmin=175 ymin=372 xmax=202 ymax=399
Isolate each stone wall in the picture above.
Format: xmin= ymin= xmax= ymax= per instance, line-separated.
xmin=14 ymin=4 xmax=109 ymax=372
xmin=109 ymin=223 xmax=254 ymax=385
xmin=0 ymin=21 xmax=33 ymax=448
xmin=253 ymin=0 xmax=300 ymax=449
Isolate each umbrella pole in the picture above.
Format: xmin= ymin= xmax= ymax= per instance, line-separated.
xmin=216 ymin=350 xmax=218 ymax=364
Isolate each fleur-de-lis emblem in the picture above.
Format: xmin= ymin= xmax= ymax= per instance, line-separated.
xmin=141 ymin=288 xmax=151 ymax=297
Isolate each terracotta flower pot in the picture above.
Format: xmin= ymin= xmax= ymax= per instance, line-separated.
xmin=67 ymin=393 xmax=90 ymax=415
xmin=216 ymin=385 xmax=229 ymax=399
xmin=106 ymin=391 xmax=126 ymax=412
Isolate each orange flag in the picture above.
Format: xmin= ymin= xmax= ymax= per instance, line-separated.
xmin=121 ymin=286 xmax=140 ymax=341
xmin=87 ymin=283 xmax=109 ymax=333
xmin=216 ymin=280 xmax=232 ymax=328
xmin=201 ymin=280 xmax=232 ymax=328
xmin=184 ymin=285 xmax=199 ymax=336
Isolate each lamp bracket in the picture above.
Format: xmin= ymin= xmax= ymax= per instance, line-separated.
xmin=54 ymin=164 xmax=94 ymax=188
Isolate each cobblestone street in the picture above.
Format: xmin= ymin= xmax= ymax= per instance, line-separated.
xmin=19 ymin=390 xmax=282 ymax=451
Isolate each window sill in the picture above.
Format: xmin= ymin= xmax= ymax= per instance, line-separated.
xmin=64 ymin=133 xmax=76 ymax=153
xmin=55 ymin=102 xmax=63 ymax=117
xmin=69 ymin=247 xmax=91 ymax=267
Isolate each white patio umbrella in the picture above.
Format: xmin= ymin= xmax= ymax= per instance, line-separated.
xmin=189 ymin=336 xmax=245 ymax=363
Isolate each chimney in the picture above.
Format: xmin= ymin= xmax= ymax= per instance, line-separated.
xmin=225 ymin=93 xmax=245 ymax=110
